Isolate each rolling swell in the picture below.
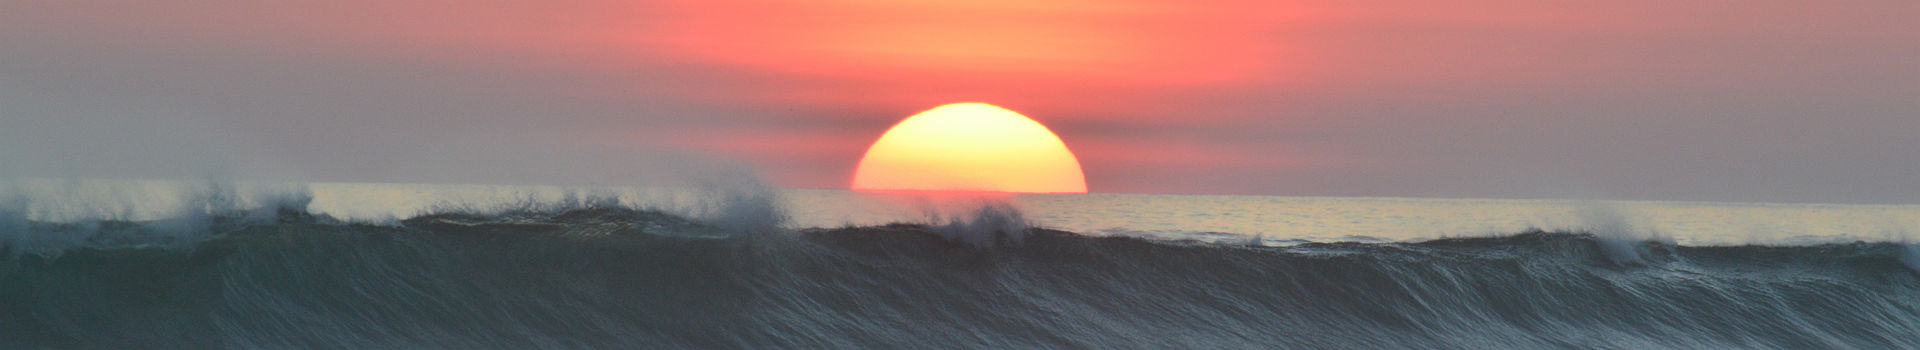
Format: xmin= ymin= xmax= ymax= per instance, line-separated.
xmin=3 ymin=208 xmax=1918 ymax=349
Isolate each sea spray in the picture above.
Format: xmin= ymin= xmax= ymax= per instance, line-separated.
xmin=0 ymin=190 xmax=34 ymax=255
xmin=866 ymin=192 xmax=1036 ymax=247
xmin=1900 ymin=228 xmax=1920 ymax=275
xmin=155 ymin=180 xmax=315 ymax=237
xmin=689 ymin=171 xmax=787 ymax=235
xmin=1903 ymin=244 xmax=1920 ymax=275
xmin=555 ymin=188 xmax=624 ymax=211
xmin=1570 ymin=201 xmax=1663 ymax=266
xmin=0 ymin=179 xmax=320 ymax=255
xmin=179 ymin=180 xmax=315 ymax=229
xmin=928 ymin=200 xmax=1029 ymax=247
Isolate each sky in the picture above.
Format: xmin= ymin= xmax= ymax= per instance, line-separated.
xmin=2 ymin=0 xmax=1915 ymax=204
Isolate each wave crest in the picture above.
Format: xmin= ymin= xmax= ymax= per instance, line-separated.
xmin=4 ymin=207 xmax=1918 ymax=348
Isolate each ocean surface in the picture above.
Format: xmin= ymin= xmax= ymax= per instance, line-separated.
xmin=4 ymin=180 xmax=1919 ymax=348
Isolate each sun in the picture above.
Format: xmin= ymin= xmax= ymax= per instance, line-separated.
xmin=852 ymin=103 xmax=1087 ymax=193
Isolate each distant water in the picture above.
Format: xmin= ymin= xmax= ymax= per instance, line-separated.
xmin=4 ymin=180 xmax=1919 ymax=348
xmin=9 ymin=181 xmax=1916 ymax=245
xmin=784 ymin=189 xmax=1920 ymax=246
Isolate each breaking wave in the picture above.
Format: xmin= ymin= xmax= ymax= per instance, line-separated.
xmin=4 ymin=204 xmax=1918 ymax=349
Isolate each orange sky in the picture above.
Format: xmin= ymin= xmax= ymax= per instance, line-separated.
xmin=4 ymin=0 xmax=1916 ymax=202
xmin=647 ymin=0 xmax=1287 ymax=106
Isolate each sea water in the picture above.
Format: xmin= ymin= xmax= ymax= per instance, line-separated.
xmin=4 ymin=180 xmax=1919 ymax=348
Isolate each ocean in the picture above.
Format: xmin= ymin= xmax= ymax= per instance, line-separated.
xmin=3 ymin=180 xmax=1918 ymax=348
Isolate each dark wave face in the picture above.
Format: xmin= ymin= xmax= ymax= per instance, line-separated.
xmin=4 ymin=208 xmax=1918 ymax=349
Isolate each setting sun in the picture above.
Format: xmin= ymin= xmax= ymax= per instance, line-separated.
xmin=852 ymin=103 xmax=1087 ymax=193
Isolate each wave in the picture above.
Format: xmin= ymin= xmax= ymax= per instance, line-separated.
xmin=4 ymin=206 xmax=1918 ymax=349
